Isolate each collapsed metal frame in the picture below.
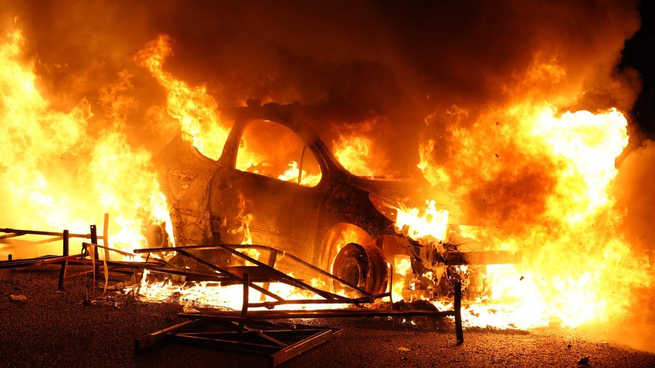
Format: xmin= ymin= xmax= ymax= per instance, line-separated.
xmin=135 ymin=244 xmax=389 ymax=306
xmin=0 ymin=215 xmax=110 ymax=288
xmin=0 ymin=214 xmax=158 ymax=291
xmin=135 ymin=244 xmax=463 ymax=366
xmin=137 ymin=318 xmax=341 ymax=367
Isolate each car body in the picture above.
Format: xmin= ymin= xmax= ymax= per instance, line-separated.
xmin=151 ymin=102 xmax=511 ymax=295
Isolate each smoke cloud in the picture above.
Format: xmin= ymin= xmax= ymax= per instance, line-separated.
xmin=1 ymin=0 xmax=643 ymax=158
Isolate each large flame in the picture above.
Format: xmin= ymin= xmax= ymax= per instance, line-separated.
xmin=126 ymin=36 xmax=653 ymax=326
xmin=334 ymin=134 xmax=378 ymax=176
xmin=135 ymin=35 xmax=231 ymax=160
xmin=2 ymin=24 xmax=652 ymax=338
xmin=395 ymin=200 xmax=449 ymax=243
xmin=333 ymin=120 xmax=389 ymax=177
xmin=0 ymin=30 xmax=172 ymax=257
xmin=418 ymin=101 xmax=650 ymax=329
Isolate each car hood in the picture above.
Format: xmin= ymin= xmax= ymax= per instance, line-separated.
xmin=351 ymin=175 xmax=472 ymax=225
xmin=348 ymin=175 xmax=454 ymax=211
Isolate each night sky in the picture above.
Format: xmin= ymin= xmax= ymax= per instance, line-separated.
xmin=621 ymin=0 xmax=655 ymax=136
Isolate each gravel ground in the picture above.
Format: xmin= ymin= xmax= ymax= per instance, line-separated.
xmin=1 ymin=266 xmax=655 ymax=367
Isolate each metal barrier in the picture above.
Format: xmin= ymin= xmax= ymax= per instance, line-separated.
xmin=135 ymin=243 xmax=464 ymax=365
xmin=0 ymin=214 xmax=110 ymax=288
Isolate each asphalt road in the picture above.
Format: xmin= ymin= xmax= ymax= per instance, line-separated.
xmin=1 ymin=266 xmax=654 ymax=367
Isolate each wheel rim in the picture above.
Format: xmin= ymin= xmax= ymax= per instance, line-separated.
xmin=145 ymin=222 xmax=169 ymax=248
xmin=332 ymin=243 xmax=388 ymax=295
xmin=336 ymin=249 xmax=368 ymax=288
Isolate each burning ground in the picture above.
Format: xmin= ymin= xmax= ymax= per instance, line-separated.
xmin=1 ymin=0 xmax=655 ymax=359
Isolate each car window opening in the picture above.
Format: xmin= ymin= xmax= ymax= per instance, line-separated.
xmin=236 ymin=119 xmax=322 ymax=187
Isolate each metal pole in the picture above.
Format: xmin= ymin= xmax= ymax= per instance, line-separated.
xmin=388 ymin=264 xmax=394 ymax=305
xmin=238 ymin=273 xmax=250 ymax=340
xmin=242 ymin=273 xmax=250 ymax=316
xmin=58 ymin=230 xmax=69 ymax=289
xmin=90 ymin=224 xmax=101 ymax=283
xmin=454 ymin=281 xmax=463 ymax=344
xmin=260 ymin=249 xmax=278 ymax=301
xmin=90 ymin=225 xmax=98 ymax=260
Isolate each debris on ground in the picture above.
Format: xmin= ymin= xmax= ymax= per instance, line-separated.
xmin=578 ymin=356 xmax=590 ymax=365
xmin=393 ymin=299 xmax=439 ymax=311
xmin=106 ymin=282 xmax=125 ymax=291
xmin=183 ymin=302 xmax=199 ymax=313
xmin=9 ymin=294 xmax=27 ymax=303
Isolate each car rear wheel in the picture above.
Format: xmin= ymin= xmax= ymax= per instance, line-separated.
xmin=145 ymin=221 xmax=169 ymax=248
xmin=332 ymin=243 xmax=388 ymax=295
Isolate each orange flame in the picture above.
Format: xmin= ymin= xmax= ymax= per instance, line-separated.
xmin=135 ymin=35 xmax=230 ymax=160
xmin=420 ymin=102 xmax=650 ymax=328
xmin=333 ymin=134 xmax=378 ymax=176
xmin=277 ymin=161 xmax=322 ymax=186
xmin=0 ymin=30 xmax=173 ymax=257
xmin=395 ymin=200 xmax=449 ymax=243
xmin=4 ymin=25 xmax=649 ymax=335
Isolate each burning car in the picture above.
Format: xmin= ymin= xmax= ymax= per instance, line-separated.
xmin=147 ymin=101 xmax=516 ymax=297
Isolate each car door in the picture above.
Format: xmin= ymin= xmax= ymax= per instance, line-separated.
xmin=209 ymin=118 xmax=326 ymax=261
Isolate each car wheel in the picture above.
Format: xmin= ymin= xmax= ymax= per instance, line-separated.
xmin=332 ymin=243 xmax=389 ymax=295
xmin=144 ymin=219 xmax=170 ymax=249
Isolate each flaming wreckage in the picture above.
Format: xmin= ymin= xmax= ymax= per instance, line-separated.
xmin=145 ymin=102 xmax=518 ymax=300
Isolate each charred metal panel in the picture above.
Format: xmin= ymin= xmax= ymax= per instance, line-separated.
xmin=207 ymin=114 xmax=328 ymax=262
xmin=317 ymin=180 xmax=396 ymax=242
xmin=153 ymin=136 xmax=217 ymax=246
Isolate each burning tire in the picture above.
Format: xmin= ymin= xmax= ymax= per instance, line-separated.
xmin=332 ymin=243 xmax=388 ymax=295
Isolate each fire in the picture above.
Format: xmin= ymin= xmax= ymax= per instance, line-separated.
xmin=532 ymin=107 xmax=628 ymax=222
xmin=395 ymin=200 xmax=449 ymax=243
xmin=392 ymin=256 xmax=413 ymax=299
xmin=419 ymin=102 xmax=650 ymax=329
xmin=135 ymin=267 xmax=347 ymax=311
xmin=2 ymin=21 xmax=651 ymax=339
xmin=135 ymin=35 xmax=230 ymax=160
xmin=0 ymin=30 xmax=173 ymax=258
xmin=332 ymin=119 xmax=389 ymax=177
xmin=333 ymin=134 xmax=378 ymax=176
xmin=277 ymin=161 xmax=322 ymax=186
